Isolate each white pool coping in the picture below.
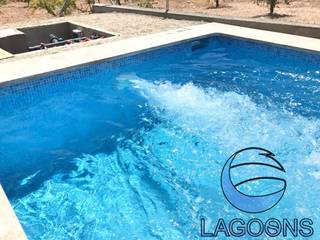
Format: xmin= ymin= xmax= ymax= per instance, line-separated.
xmin=0 ymin=186 xmax=28 ymax=240
xmin=0 ymin=48 xmax=13 ymax=60
xmin=0 ymin=22 xmax=319 ymax=86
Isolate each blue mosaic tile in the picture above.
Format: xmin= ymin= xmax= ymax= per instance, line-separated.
xmin=0 ymin=35 xmax=319 ymax=101
xmin=210 ymin=35 xmax=320 ymax=64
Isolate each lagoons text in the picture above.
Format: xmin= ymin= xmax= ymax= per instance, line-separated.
xmin=200 ymin=218 xmax=314 ymax=238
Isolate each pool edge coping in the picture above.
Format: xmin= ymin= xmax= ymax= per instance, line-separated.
xmin=0 ymin=22 xmax=320 ymax=86
xmin=0 ymin=185 xmax=28 ymax=240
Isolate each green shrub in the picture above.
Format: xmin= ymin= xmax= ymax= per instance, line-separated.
xmin=30 ymin=0 xmax=76 ymax=16
xmin=137 ymin=0 xmax=154 ymax=8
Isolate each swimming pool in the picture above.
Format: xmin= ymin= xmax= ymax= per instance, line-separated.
xmin=0 ymin=35 xmax=319 ymax=239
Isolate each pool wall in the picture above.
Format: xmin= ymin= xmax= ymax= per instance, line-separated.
xmin=1 ymin=22 xmax=320 ymax=86
xmin=1 ymin=34 xmax=320 ymax=103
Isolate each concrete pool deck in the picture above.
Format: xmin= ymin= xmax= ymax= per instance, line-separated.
xmin=0 ymin=21 xmax=320 ymax=85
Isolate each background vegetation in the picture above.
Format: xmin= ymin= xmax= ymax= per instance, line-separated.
xmin=29 ymin=0 xmax=76 ymax=16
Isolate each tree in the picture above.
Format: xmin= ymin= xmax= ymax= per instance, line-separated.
xmin=268 ymin=0 xmax=277 ymax=15
xmin=29 ymin=0 xmax=76 ymax=16
xmin=215 ymin=0 xmax=219 ymax=8
xmin=257 ymin=0 xmax=278 ymax=15
xmin=208 ymin=0 xmax=219 ymax=8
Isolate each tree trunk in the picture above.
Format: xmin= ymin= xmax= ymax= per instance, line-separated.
xmin=215 ymin=0 xmax=219 ymax=8
xmin=165 ymin=0 xmax=169 ymax=12
xmin=59 ymin=0 xmax=70 ymax=17
xmin=270 ymin=3 xmax=274 ymax=14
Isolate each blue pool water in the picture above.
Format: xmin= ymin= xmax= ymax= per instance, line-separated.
xmin=0 ymin=36 xmax=320 ymax=239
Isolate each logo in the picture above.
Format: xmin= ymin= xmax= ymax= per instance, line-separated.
xmin=221 ymin=147 xmax=286 ymax=213
xmin=200 ymin=147 xmax=314 ymax=238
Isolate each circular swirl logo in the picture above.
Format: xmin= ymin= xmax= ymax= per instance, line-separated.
xmin=221 ymin=147 xmax=286 ymax=213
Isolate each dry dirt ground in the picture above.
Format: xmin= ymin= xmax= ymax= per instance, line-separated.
xmin=160 ymin=0 xmax=320 ymax=25
xmin=0 ymin=0 xmax=320 ymax=26
xmin=0 ymin=1 xmax=52 ymax=25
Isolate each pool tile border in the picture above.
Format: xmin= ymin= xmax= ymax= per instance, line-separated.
xmin=0 ymin=22 xmax=320 ymax=86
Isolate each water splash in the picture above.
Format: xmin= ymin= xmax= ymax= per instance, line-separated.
xmin=13 ymin=79 xmax=320 ymax=239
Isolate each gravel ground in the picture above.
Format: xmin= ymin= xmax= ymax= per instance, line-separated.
xmin=0 ymin=12 xmax=201 ymax=62
xmin=153 ymin=0 xmax=320 ymax=25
